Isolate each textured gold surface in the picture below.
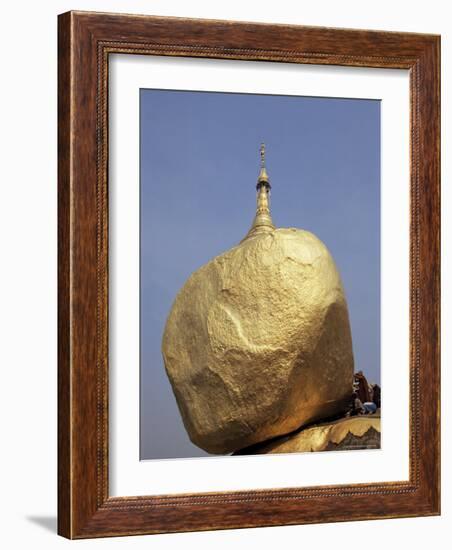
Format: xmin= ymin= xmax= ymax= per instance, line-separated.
xmin=162 ymin=225 xmax=354 ymax=454
xmin=161 ymin=148 xmax=354 ymax=454
xmin=246 ymin=415 xmax=381 ymax=454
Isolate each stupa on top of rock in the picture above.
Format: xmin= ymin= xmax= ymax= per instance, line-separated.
xmin=162 ymin=144 xmax=355 ymax=455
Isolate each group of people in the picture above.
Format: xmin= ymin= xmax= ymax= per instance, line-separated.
xmin=348 ymin=371 xmax=381 ymax=416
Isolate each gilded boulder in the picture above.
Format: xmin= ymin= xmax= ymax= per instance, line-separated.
xmin=162 ymin=227 xmax=354 ymax=454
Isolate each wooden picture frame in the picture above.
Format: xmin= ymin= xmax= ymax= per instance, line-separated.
xmin=58 ymin=10 xmax=440 ymax=538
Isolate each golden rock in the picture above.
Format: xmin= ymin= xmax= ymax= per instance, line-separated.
xmin=162 ymin=147 xmax=354 ymax=454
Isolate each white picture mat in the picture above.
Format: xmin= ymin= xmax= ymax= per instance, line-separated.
xmin=109 ymin=54 xmax=410 ymax=497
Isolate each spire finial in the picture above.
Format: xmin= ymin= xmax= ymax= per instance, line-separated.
xmin=257 ymin=142 xmax=270 ymax=190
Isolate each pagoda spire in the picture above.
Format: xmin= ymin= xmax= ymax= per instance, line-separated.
xmin=245 ymin=143 xmax=275 ymax=239
xmin=257 ymin=142 xmax=270 ymax=188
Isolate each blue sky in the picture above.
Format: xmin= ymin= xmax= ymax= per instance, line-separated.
xmin=140 ymin=89 xmax=380 ymax=459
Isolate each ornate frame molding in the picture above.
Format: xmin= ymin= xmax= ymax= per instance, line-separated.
xmin=58 ymin=11 xmax=440 ymax=538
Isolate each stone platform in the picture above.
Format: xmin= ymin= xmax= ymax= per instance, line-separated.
xmin=234 ymin=413 xmax=380 ymax=455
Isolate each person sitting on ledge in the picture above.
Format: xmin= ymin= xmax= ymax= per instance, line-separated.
xmin=363 ymin=401 xmax=378 ymax=414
